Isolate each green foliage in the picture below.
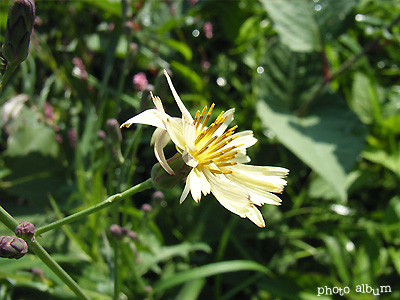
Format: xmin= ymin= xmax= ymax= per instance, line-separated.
xmin=1 ymin=0 xmax=399 ymax=299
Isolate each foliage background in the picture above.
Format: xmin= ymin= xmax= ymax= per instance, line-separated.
xmin=0 ymin=0 xmax=399 ymax=299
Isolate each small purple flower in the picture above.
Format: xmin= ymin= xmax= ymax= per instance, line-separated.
xmin=133 ymin=72 xmax=148 ymax=91
xmin=203 ymin=22 xmax=213 ymax=39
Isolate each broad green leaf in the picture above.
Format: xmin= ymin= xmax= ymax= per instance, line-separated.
xmin=261 ymin=0 xmax=321 ymax=52
xmin=3 ymin=153 xmax=67 ymax=204
xmin=261 ymin=0 xmax=356 ymax=52
xmin=153 ymin=260 xmax=271 ymax=292
xmin=257 ymin=94 xmax=366 ymax=201
xmin=7 ymin=123 xmax=59 ymax=158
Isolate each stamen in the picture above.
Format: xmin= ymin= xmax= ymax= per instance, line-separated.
xmin=200 ymin=103 xmax=215 ymax=132
xmin=217 ymin=162 xmax=238 ymax=167
xmin=193 ymin=110 xmax=200 ymax=126
xmin=205 ymin=146 xmax=239 ymax=161
xmin=196 ymin=106 xmax=208 ymax=128
xmin=196 ymin=135 xmax=218 ymax=153
xmin=215 ymin=151 xmax=239 ymax=162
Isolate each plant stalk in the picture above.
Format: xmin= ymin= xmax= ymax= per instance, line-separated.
xmin=36 ymin=178 xmax=153 ymax=236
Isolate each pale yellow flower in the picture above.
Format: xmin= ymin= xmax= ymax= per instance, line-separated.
xmin=121 ymin=70 xmax=289 ymax=227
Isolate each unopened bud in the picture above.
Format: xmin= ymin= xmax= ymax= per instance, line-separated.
xmin=2 ymin=0 xmax=36 ymax=65
xmin=106 ymin=119 xmax=122 ymax=144
xmin=0 ymin=236 xmax=28 ymax=259
xmin=151 ymin=153 xmax=191 ymax=190
xmin=109 ymin=224 xmax=123 ymax=239
xmin=15 ymin=221 xmax=35 ymax=241
xmin=141 ymin=203 xmax=152 ymax=212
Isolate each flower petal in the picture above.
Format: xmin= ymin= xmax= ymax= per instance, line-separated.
xmin=180 ymin=179 xmax=191 ymax=204
xmin=164 ymin=70 xmax=194 ymax=124
xmin=151 ymin=128 xmax=174 ymax=175
xmin=183 ymin=120 xmax=197 ymax=152
xmin=202 ymin=168 xmax=265 ymax=226
xmin=163 ymin=117 xmax=186 ymax=150
xmin=120 ymin=109 xmax=166 ymax=129
xmin=213 ymin=108 xmax=235 ymax=137
xmin=245 ymin=206 xmax=265 ymax=228
xmin=226 ymin=130 xmax=257 ymax=150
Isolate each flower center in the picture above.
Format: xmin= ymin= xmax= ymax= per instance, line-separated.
xmin=189 ymin=104 xmax=242 ymax=174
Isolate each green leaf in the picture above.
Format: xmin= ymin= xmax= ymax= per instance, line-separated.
xmin=351 ymin=72 xmax=384 ymax=124
xmin=261 ymin=0 xmax=321 ymax=52
xmin=362 ymin=148 xmax=400 ymax=176
xmin=7 ymin=123 xmax=59 ymax=158
xmin=257 ymin=94 xmax=366 ymax=201
xmin=164 ymin=39 xmax=192 ymax=62
xmin=322 ymin=235 xmax=350 ymax=285
xmin=261 ymin=0 xmax=356 ymax=52
xmin=3 ymin=153 xmax=68 ymax=205
xmin=137 ymin=242 xmax=211 ymax=275
xmin=152 ymin=260 xmax=271 ymax=292
xmin=170 ymin=60 xmax=204 ymax=93
xmin=175 ymin=279 xmax=206 ymax=300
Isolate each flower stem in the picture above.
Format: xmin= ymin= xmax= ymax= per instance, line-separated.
xmin=0 ymin=62 xmax=18 ymax=95
xmin=0 ymin=205 xmax=19 ymax=231
xmin=36 ymin=178 xmax=153 ymax=236
xmin=30 ymin=240 xmax=90 ymax=300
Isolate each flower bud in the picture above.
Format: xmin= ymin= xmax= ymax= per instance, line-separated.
xmin=2 ymin=0 xmax=36 ymax=65
xmin=109 ymin=224 xmax=123 ymax=239
xmin=0 ymin=236 xmax=28 ymax=259
xmin=106 ymin=119 xmax=122 ymax=144
xmin=15 ymin=221 xmax=35 ymax=241
xmin=151 ymin=153 xmax=191 ymax=190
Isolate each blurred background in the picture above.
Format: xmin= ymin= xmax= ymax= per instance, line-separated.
xmin=0 ymin=0 xmax=399 ymax=299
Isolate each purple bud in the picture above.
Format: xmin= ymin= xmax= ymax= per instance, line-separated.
xmin=0 ymin=236 xmax=28 ymax=259
xmin=109 ymin=224 xmax=123 ymax=239
xmin=15 ymin=221 xmax=35 ymax=241
xmin=152 ymin=190 xmax=165 ymax=202
xmin=106 ymin=119 xmax=122 ymax=144
xmin=127 ymin=230 xmax=137 ymax=240
xmin=141 ymin=203 xmax=152 ymax=212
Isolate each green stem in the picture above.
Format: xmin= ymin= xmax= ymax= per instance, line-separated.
xmin=30 ymin=240 xmax=90 ymax=300
xmin=0 ymin=62 xmax=18 ymax=95
xmin=36 ymin=178 xmax=153 ymax=236
xmin=0 ymin=205 xmax=19 ymax=232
